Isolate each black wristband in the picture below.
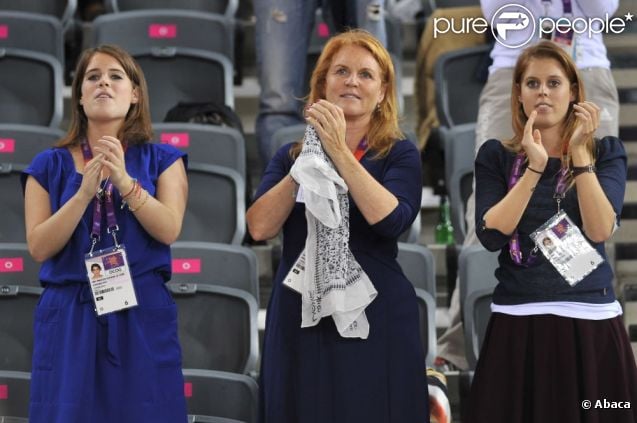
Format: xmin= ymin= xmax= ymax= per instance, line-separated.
xmin=526 ymin=166 xmax=544 ymax=175
xmin=572 ymin=164 xmax=596 ymax=176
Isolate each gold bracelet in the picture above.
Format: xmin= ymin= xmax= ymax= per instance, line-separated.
xmin=128 ymin=189 xmax=149 ymax=212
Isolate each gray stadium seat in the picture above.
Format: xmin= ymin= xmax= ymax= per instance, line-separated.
xmin=0 ymin=12 xmax=64 ymax=66
xmin=0 ymin=0 xmax=76 ymax=29
xmin=124 ymin=47 xmax=233 ymax=122
xmin=441 ymin=122 xmax=476 ymax=243
xmin=182 ymin=163 xmax=245 ymax=245
xmin=106 ymin=0 xmax=238 ymax=19
xmin=0 ymin=285 xmax=43 ymax=372
xmin=458 ymin=244 xmax=499 ymax=369
xmin=92 ymin=10 xmax=234 ymax=63
xmin=0 ymin=370 xmax=30 ymax=420
xmin=169 ymin=284 xmax=259 ymax=376
xmin=0 ymin=49 xmax=63 ymax=127
xmin=0 ymin=163 xmax=27 ymax=242
xmin=0 ymin=243 xmax=41 ymax=287
xmin=152 ymin=123 xmax=246 ymax=182
xmin=170 ymin=241 xmax=259 ymax=305
xmin=397 ymin=242 xmax=437 ymax=365
xmin=0 ymin=124 xmax=64 ymax=166
xmin=434 ymin=44 xmax=490 ymax=128
xmin=183 ymin=369 xmax=257 ymax=423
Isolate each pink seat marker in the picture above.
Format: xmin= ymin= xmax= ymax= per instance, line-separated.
xmin=0 ymin=138 xmax=15 ymax=153
xmin=160 ymin=133 xmax=189 ymax=148
xmin=148 ymin=23 xmax=177 ymax=39
xmin=172 ymin=258 xmax=201 ymax=274
xmin=0 ymin=257 xmax=23 ymax=273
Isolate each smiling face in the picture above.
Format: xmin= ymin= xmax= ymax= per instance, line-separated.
xmin=518 ymin=57 xmax=575 ymax=130
xmin=79 ymin=52 xmax=139 ymax=125
xmin=324 ymin=44 xmax=386 ymax=122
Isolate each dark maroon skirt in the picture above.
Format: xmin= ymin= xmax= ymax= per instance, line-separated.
xmin=467 ymin=313 xmax=637 ymax=423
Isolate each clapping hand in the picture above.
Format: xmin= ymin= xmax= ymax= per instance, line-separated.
xmin=93 ymin=136 xmax=132 ymax=192
xmin=305 ymin=99 xmax=348 ymax=160
xmin=570 ymin=101 xmax=600 ymax=147
xmin=521 ymin=110 xmax=548 ymax=172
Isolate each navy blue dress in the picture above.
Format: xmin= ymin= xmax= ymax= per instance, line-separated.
xmin=255 ymin=140 xmax=429 ymax=423
xmin=22 ymin=143 xmax=188 ymax=423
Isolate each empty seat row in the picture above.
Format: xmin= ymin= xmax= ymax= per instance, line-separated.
xmin=0 ymin=368 xmax=257 ymax=422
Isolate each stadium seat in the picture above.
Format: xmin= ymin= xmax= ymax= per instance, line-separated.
xmin=0 ymin=124 xmax=64 ymax=166
xmin=0 ymin=243 xmax=41 ymax=287
xmin=182 ymin=368 xmax=258 ymax=423
xmin=0 ymin=49 xmax=63 ymax=127
xmin=123 ymin=47 xmax=233 ymax=122
xmin=0 ymin=0 xmax=76 ymax=29
xmin=397 ymin=242 xmax=437 ymax=365
xmin=182 ymin=163 xmax=245 ymax=245
xmin=0 ymin=285 xmax=43 ymax=372
xmin=0 ymin=12 xmax=64 ymax=66
xmin=434 ymin=44 xmax=490 ymax=128
xmin=0 ymin=163 xmax=27 ymax=243
xmin=170 ymin=241 xmax=259 ymax=305
xmin=441 ymin=122 xmax=476 ymax=243
xmin=0 ymin=370 xmax=30 ymax=420
xmin=458 ymin=244 xmax=499 ymax=369
xmin=92 ymin=10 xmax=234 ymax=64
xmin=106 ymin=0 xmax=238 ymax=19
xmin=153 ymin=123 xmax=246 ymax=182
xmin=169 ymin=284 xmax=259 ymax=376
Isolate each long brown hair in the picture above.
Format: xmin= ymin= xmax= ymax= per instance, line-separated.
xmin=57 ymin=44 xmax=153 ymax=148
xmin=504 ymin=41 xmax=594 ymax=171
xmin=290 ymin=29 xmax=403 ymax=159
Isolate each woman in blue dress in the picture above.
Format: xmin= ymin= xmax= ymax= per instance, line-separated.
xmin=22 ymin=45 xmax=188 ymax=422
xmin=247 ymin=30 xmax=428 ymax=422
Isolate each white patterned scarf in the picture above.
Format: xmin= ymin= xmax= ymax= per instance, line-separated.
xmin=283 ymin=125 xmax=377 ymax=338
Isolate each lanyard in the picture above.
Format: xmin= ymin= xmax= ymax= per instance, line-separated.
xmin=80 ymin=139 xmax=120 ymax=254
xmin=507 ymin=153 xmax=569 ymax=266
xmin=353 ymin=137 xmax=368 ymax=161
xmin=543 ymin=0 xmax=572 ymax=16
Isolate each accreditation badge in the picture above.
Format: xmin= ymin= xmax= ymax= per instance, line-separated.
xmin=84 ymin=245 xmax=138 ymax=316
xmin=530 ymin=211 xmax=604 ymax=286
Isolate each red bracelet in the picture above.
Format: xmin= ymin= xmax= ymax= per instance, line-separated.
xmin=121 ymin=178 xmax=137 ymax=199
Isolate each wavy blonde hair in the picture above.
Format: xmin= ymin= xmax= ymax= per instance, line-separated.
xmin=290 ymin=29 xmax=403 ymax=159
xmin=57 ymin=45 xmax=153 ymax=148
xmin=504 ymin=41 xmax=594 ymax=173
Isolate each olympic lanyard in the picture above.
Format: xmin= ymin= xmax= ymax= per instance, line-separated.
xmin=507 ymin=153 xmax=570 ymax=266
xmin=80 ymin=139 xmax=120 ymax=253
xmin=543 ymin=0 xmax=572 ymax=16
xmin=353 ymin=137 xmax=368 ymax=161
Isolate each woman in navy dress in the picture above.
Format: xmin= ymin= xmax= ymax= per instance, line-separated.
xmin=22 ymin=45 xmax=188 ymax=422
xmin=247 ymin=30 xmax=428 ymax=423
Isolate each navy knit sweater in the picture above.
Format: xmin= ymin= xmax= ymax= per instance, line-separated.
xmin=475 ymin=137 xmax=627 ymax=305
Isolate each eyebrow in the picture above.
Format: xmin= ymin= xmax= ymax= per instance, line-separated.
xmin=525 ymin=74 xmax=564 ymax=79
xmin=86 ymin=67 xmax=125 ymax=74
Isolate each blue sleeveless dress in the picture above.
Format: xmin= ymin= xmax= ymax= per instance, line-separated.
xmin=22 ymin=143 xmax=188 ymax=423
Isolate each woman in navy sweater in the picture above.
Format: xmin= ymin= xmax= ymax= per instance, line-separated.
xmin=468 ymin=40 xmax=637 ymax=422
